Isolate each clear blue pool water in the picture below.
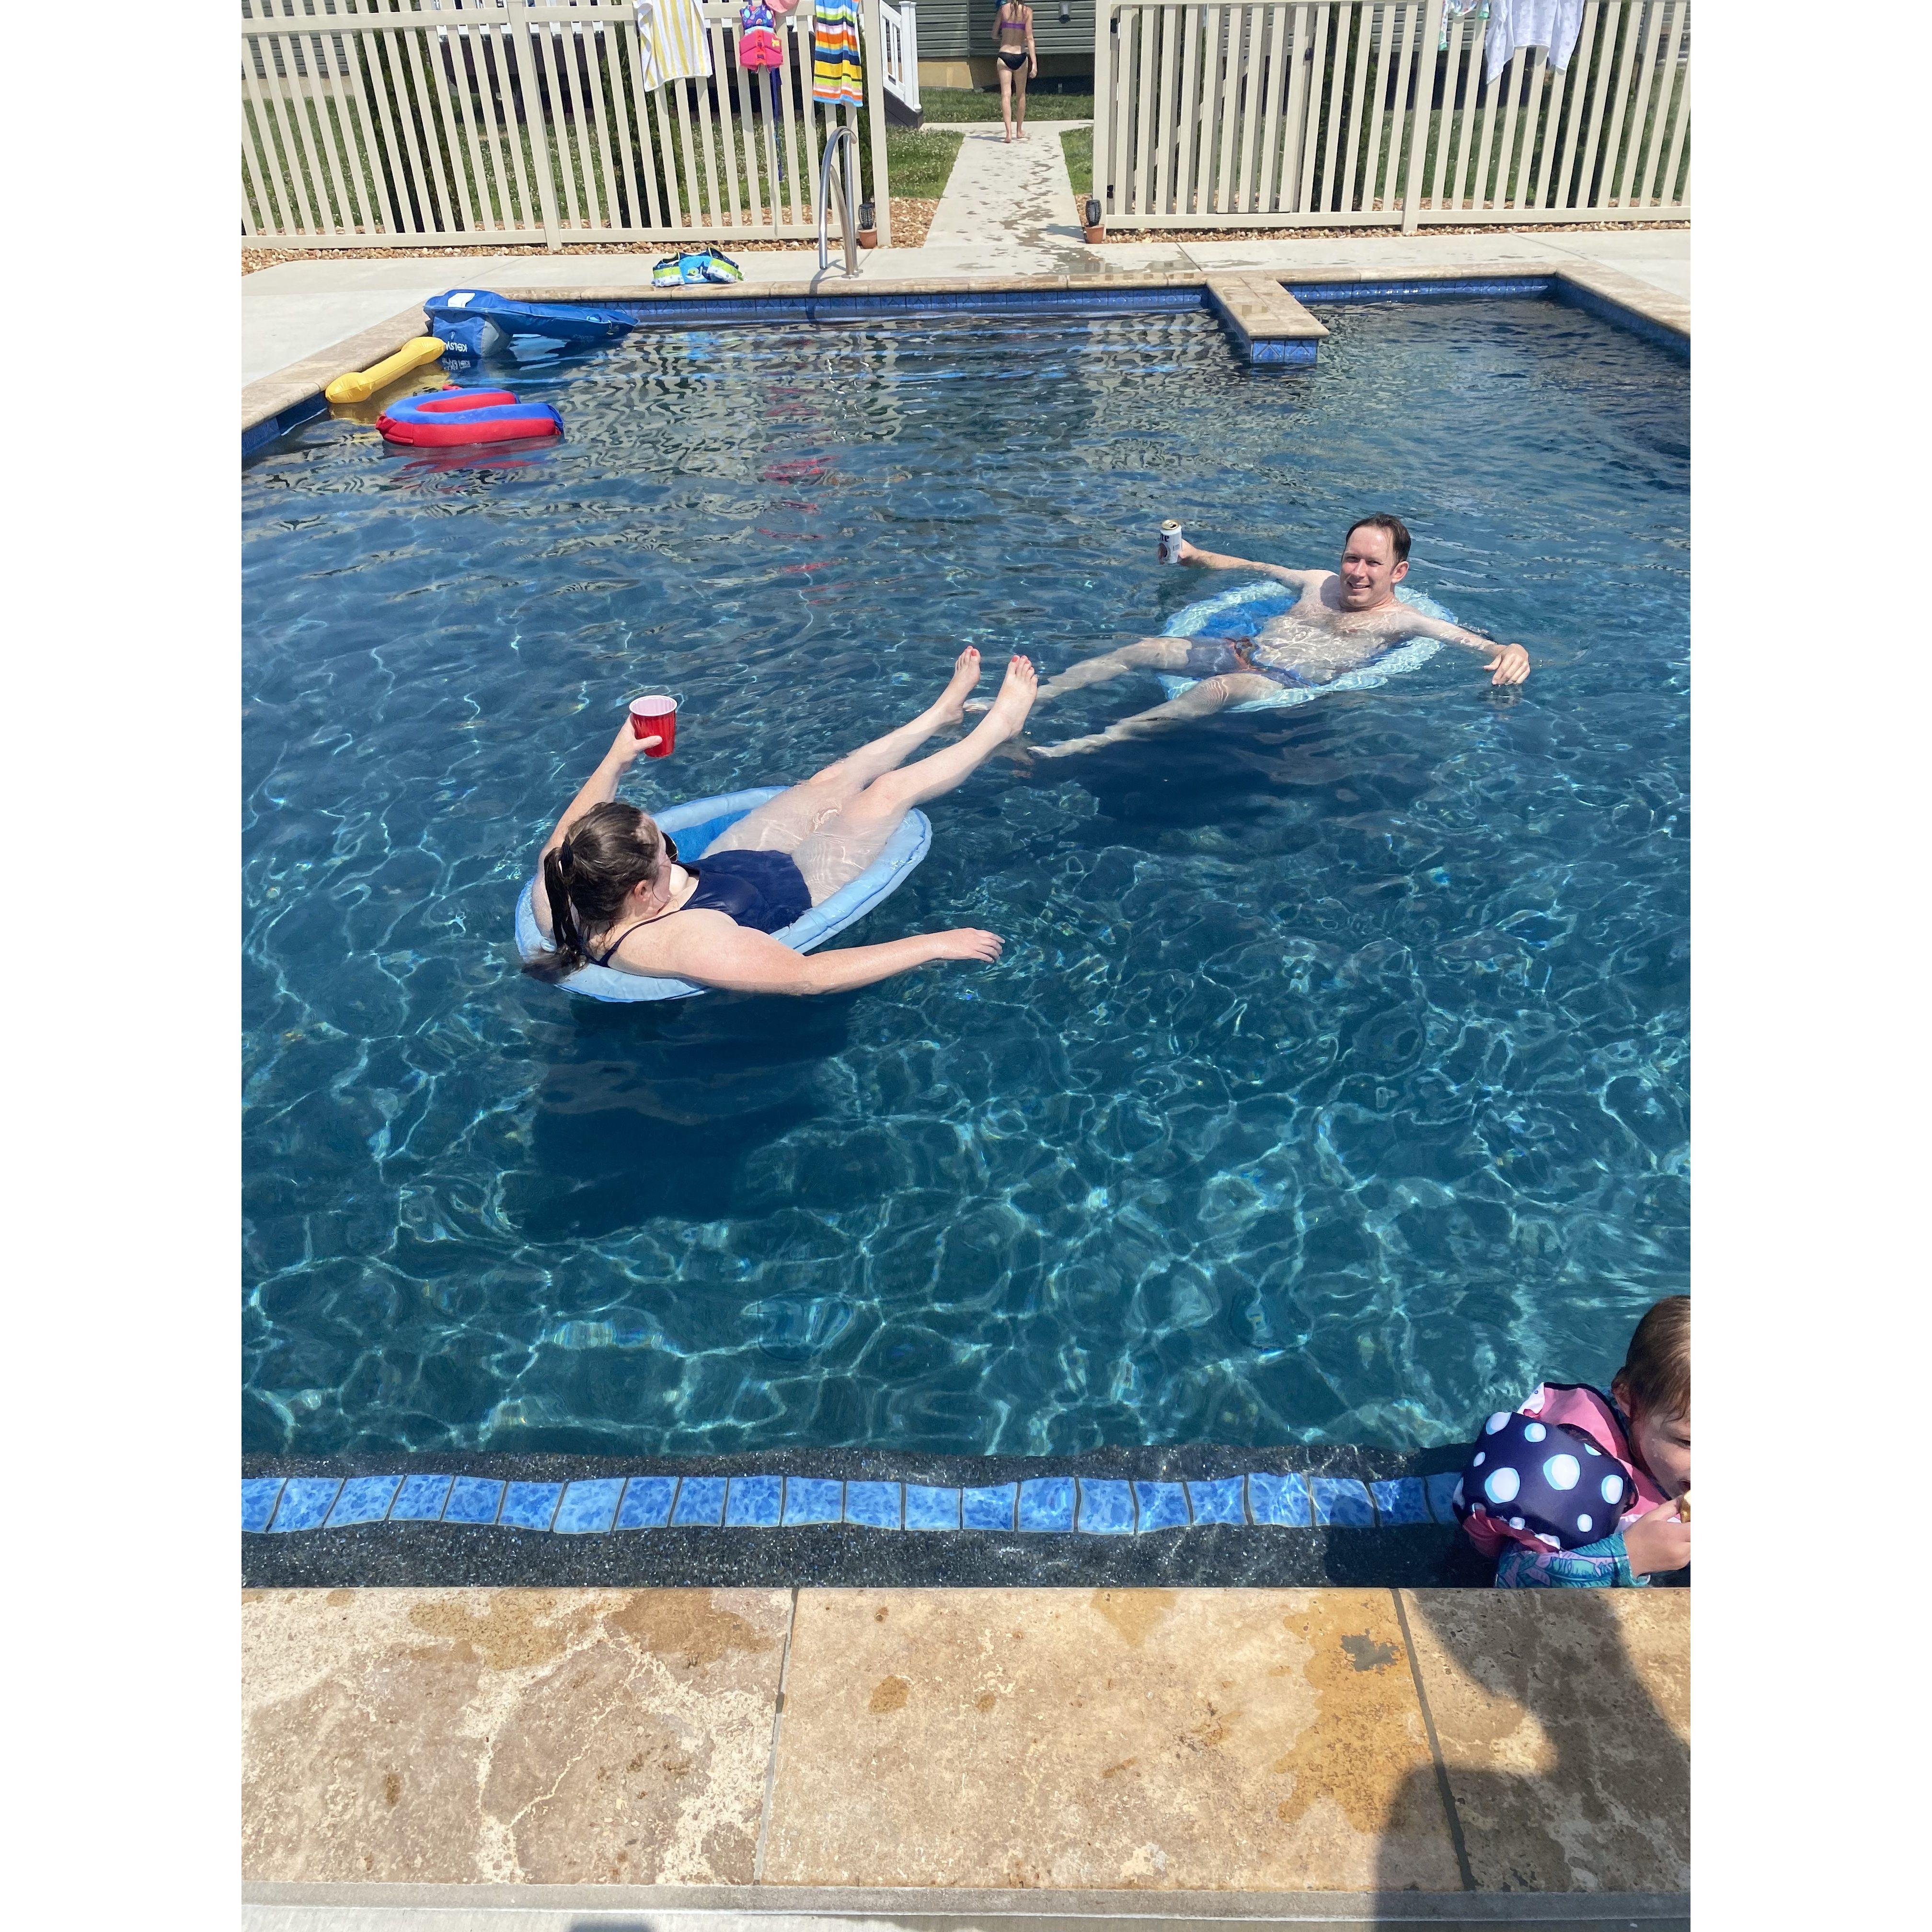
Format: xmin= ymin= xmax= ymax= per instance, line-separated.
xmin=243 ymin=298 xmax=1687 ymax=1458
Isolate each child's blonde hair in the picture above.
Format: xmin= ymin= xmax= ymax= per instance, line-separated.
xmin=1613 ymin=1294 xmax=1690 ymax=1422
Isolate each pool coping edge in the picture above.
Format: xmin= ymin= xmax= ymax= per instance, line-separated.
xmin=241 ymin=1879 xmax=1693 ymax=1921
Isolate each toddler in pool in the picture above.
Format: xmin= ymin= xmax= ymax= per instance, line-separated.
xmin=1455 ymin=1295 xmax=1690 ymax=1588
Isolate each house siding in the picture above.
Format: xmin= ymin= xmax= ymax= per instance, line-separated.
xmin=914 ymin=0 xmax=1096 ymax=78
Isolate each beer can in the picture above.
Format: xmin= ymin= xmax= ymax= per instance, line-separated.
xmin=1159 ymin=520 xmax=1184 ymax=564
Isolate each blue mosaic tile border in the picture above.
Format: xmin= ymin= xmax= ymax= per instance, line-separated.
xmin=242 ymin=388 xmax=329 ymax=461
xmin=609 ymin=286 xmax=1206 ymax=329
xmin=1247 ymin=338 xmax=1319 ymax=366
xmin=244 ymin=1469 xmax=1457 ymax=1537
xmin=1550 ymin=276 xmax=1690 ymax=356
xmin=1287 ymin=275 xmax=1557 ymax=305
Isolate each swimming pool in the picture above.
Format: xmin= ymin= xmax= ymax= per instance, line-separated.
xmin=243 ymin=295 xmax=1687 ymax=1460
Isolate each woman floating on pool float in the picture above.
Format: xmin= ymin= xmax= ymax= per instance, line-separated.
xmin=527 ymin=650 xmax=1036 ymax=995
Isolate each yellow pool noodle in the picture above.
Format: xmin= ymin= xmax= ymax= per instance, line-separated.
xmin=325 ymin=335 xmax=446 ymax=404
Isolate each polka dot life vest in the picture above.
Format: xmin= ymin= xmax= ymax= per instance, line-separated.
xmin=1454 ymin=1382 xmax=1669 ymax=1555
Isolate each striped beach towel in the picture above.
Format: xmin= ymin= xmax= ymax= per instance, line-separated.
xmin=634 ymin=0 xmax=714 ymax=89
xmin=811 ymin=0 xmax=864 ymax=104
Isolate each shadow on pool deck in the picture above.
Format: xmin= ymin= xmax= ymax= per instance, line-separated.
xmin=1380 ymin=1587 xmax=1690 ymax=1912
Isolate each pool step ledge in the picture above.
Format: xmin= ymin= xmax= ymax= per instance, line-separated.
xmin=1205 ymin=276 xmax=1329 ymax=366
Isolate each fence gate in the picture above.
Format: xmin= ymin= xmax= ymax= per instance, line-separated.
xmin=1092 ymin=0 xmax=1689 ymax=230
xmin=242 ymin=0 xmax=896 ymax=250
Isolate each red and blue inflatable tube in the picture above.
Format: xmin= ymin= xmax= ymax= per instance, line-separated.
xmin=377 ymin=388 xmax=564 ymax=448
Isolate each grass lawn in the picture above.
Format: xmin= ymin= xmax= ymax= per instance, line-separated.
xmin=919 ymin=85 xmax=1095 ymax=124
xmin=1060 ymin=125 xmax=1093 ymax=197
xmin=885 ymin=126 xmax=965 ymax=199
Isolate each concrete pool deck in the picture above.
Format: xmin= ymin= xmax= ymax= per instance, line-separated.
xmin=242 ymin=1586 xmax=1687 ymax=1925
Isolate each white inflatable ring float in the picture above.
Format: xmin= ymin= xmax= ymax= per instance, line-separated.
xmin=1157 ymin=580 xmax=1462 ymax=712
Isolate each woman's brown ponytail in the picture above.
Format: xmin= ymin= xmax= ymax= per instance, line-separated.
xmin=525 ymin=804 xmax=665 ymax=983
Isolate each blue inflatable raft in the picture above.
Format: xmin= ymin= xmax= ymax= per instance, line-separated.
xmin=426 ymin=288 xmax=635 ymax=363
xmin=514 ymin=787 xmax=933 ymax=1003
xmin=1158 ymin=580 xmax=1462 ymax=709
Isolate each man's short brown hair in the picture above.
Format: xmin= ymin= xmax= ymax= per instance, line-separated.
xmin=1616 ymin=1294 xmax=1690 ymax=1422
xmin=1345 ymin=513 xmax=1412 ymax=564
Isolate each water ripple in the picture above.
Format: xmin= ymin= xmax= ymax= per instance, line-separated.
xmin=243 ymin=302 xmax=1688 ymax=1458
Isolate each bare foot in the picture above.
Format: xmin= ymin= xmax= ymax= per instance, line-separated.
xmin=930 ymin=646 xmax=983 ymax=728
xmin=979 ymin=655 xmax=1038 ymax=739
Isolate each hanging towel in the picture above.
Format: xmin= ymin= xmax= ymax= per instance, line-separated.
xmin=634 ymin=0 xmax=714 ymax=90
xmin=812 ymin=0 xmax=864 ymax=105
xmin=1483 ymin=0 xmax=1585 ymax=86
xmin=1440 ymin=0 xmax=1485 ymax=55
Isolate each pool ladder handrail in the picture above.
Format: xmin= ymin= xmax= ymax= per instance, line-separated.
xmin=817 ymin=124 xmax=859 ymax=279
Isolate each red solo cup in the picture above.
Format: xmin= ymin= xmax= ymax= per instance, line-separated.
xmin=629 ymin=694 xmax=678 ymax=757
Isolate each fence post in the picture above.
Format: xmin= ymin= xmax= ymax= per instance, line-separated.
xmin=862 ymin=0 xmax=894 ymax=245
xmin=1091 ymin=2 xmax=1112 ymax=224
xmin=898 ymin=3 xmax=922 ymax=114
xmin=1402 ymin=0 xmax=1446 ymax=233
xmin=509 ymin=0 xmax=565 ymax=251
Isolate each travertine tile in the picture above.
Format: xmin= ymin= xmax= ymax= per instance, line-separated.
xmin=1400 ymin=1589 xmax=1689 ymax=1893
xmin=761 ymin=1587 xmax=1459 ymax=1891
xmin=241 ymin=1588 xmax=789 ymax=1886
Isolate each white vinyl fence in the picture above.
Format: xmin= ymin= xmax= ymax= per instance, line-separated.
xmin=242 ymin=0 xmax=895 ymax=250
xmin=1092 ymin=0 xmax=1688 ymax=229
xmin=879 ymin=0 xmax=920 ymax=114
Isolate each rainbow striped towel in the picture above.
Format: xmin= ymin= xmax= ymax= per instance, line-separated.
xmin=812 ymin=0 xmax=864 ymax=104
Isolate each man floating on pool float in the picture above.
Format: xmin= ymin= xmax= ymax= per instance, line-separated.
xmin=997 ymin=514 xmax=1531 ymax=759
xmin=528 ymin=649 xmax=1036 ymax=995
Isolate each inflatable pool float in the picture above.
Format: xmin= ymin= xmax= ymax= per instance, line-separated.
xmin=1157 ymin=580 xmax=1461 ymax=711
xmin=377 ymin=388 xmax=563 ymax=447
xmin=325 ymin=334 xmax=445 ymax=404
xmin=425 ymin=288 xmax=635 ymax=362
xmin=514 ymin=787 xmax=932 ymax=1002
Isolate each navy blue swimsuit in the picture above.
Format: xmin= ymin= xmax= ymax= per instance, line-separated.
xmin=592 ymin=849 xmax=813 ymax=964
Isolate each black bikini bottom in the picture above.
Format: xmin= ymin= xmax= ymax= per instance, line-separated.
xmin=999 ymin=50 xmax=1028 ymax=70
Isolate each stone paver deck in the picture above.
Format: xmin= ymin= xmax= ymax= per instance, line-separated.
xmin=242 ymin=1587 xmax=1687 ymax=1905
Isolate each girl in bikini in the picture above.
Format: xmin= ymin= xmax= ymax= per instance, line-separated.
xmin=528 ymin=650 xmax=1037 ymax=996
xmin=992 ymin=1 xmax=1036 ymax=144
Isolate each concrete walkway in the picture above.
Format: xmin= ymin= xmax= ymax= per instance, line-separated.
xmin=921 ymin=119 xmax=1090 ymax=270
